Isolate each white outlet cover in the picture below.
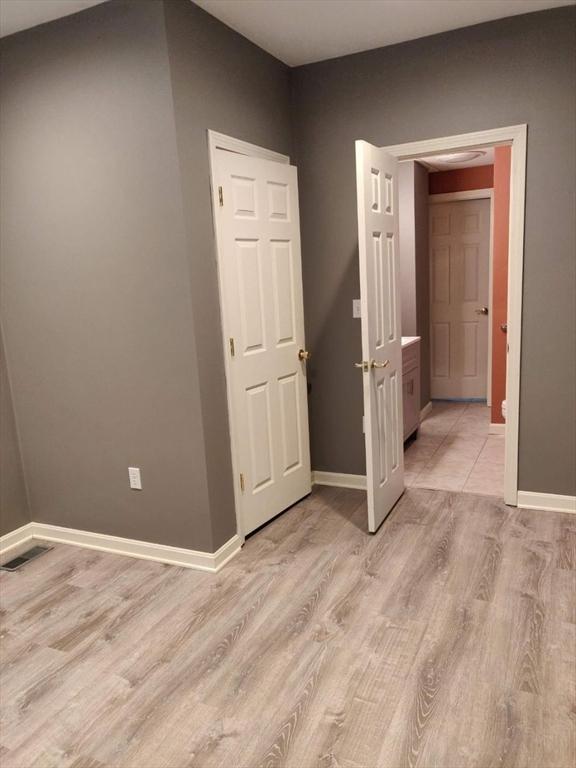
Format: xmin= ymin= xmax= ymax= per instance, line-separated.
xmin=353 ymin=299 xmax=362 ymax=319
xmin=128 ymin=467 xmax=142 ymax=490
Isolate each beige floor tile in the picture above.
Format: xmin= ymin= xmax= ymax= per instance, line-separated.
xmin=405 ymin=401 xmax=504 ymax=498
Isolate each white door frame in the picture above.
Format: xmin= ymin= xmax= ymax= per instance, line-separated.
xmin=207 ymin=131 xmax=290 ymax=542
xmin=383 ymin=125 xmax=527 ymax=506
xmin=429 ymin=188 xmax=494 ymax=407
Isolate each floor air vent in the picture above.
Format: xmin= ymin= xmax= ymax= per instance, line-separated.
xmin=1 ymin=545 xmax=52 ymax=572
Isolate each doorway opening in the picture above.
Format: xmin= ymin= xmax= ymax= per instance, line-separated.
xmin=392 ymin=132 xmax=522 ymax=504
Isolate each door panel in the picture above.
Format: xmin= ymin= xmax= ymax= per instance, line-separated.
xmin=216 ymin=151 xmax=311 ymax=535
xmin=429 ymin=199 xmax=490 ymax=399
xmin=356 ymin=141 xmax=404 ymax=533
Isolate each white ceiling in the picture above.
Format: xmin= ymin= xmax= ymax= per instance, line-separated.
xmin=193 ymin=0 xmax=574 ymax=66
xmin=0 ymin=0 xmax=108 ymax=38
xmin=0 ymin=0 xmax=573 ymax=61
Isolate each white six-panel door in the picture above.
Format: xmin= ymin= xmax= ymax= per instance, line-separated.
xmin=215 ymin=150 xmax=311 ymax=536
xmin=355 ymin=141 xmax=404 ymax=533
xmin=429 ymin=199 xmax=490 ymax=399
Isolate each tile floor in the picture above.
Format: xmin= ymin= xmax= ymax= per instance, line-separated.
xmin=404 ymin=401 xmax=505 ymax=496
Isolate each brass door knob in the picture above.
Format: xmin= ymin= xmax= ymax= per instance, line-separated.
xmin=475 ymin=306 xmax=489 ymax=315
xmin=371 ymin=359 xmax=390 ymax=369
xmin=354 ymin=361 xmax=369 ymax=372
xmin=298 ymin=349 xmax=311 ymax=361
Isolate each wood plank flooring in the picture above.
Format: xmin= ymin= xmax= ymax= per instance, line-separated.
xmin=1 ymin=487 xmax=574 ymax=768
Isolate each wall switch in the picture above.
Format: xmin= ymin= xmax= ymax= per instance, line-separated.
xmin=128 ymin=467 xmax=142 ymax=490
xmin=353 ymin=299 xmax=362 ymax=319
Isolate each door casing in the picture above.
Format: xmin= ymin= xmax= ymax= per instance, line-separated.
xmin=382 ymin=125 xmax=527 ymax=506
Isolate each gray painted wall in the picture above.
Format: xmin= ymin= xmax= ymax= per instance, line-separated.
xmin=398 ymin=161 xmax=430 ymax=408
xmin=414 ymin=161 xmax=431 ymax=409
xmin=0 ymin=0 xmax=291 ymax=545
xmin=292 ymin=6 xmax=576 ymax=493
xmin=162 ymin=0 xmax=292 ymax=548
xmin=0 ymin=330 xmax=30 ymax=535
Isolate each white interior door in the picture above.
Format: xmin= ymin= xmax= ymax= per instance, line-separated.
xmin=214 ymin=150 xmax=311 ymax=536
xmin=355 ymin=140 xmax=404 ymax=533
xmin=429 ymin=199 xmax=490 ymax=399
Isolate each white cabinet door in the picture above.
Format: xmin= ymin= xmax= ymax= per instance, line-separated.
xmin=215 ymin=150 xmax=311 ymax=535
xmin=429 ymin=199 xmax=490 ymax=399
xmin=355 ymin=141 xmax=404 ymax=533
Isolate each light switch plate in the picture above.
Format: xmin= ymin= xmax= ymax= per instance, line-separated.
xmin=128 ymin=467 xmax=142 ymax=490
xmin=353 ymin=299 xmax=362 ymax=319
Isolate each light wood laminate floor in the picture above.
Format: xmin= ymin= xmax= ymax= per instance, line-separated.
xmin=1 ymin=486 xmax=574 ymax=768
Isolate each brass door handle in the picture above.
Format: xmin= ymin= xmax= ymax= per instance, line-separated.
xmin=475 ymin=306 xmax=489 ymax=315
xmin=298 ymin=348 xmax=311 ymax=361
xmin=500 ymin=323 xmax=508 ymax=333
xmin=354 ymin=359 xmax=389 ymax=371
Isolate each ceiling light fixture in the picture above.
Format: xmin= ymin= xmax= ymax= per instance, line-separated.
xmin=432 ymin=151 xmax=487 ymax=164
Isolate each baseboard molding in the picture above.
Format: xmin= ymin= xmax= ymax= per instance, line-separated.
xmin=420 ymin=402 xmax=433 ymax=421
xmin=489 ymin=423 xmax=505 ymax=435
xmin=312 ymin=471 xmax=367 ymax=490
xmin=0 ymin=523 xmax=36 ymax=561
xmin=517 ymin=491 xmax=576 ymax=515
xmin=0 ymin=522 xmax=242 ymax=572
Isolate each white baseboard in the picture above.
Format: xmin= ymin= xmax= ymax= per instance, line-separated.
xmin=0 ymin=522 xmax=241 ymax=572
xmin=517 ymin=491 xmax=576 ymax=515
xmin=312 ymin=471 xmax=366 ymax=490
xmin=0 ymin=523 xmax=36 ymax=561
xmin=420 ymin=402 xmax=433 ymax=421
xmin=489 ymin=423 xmax=505 ymax=435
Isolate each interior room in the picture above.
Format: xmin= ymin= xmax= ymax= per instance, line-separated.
xmin=398 ymin=146 xmax=510 ymax=497
xmin=1 ymin=2 xmax=575 ymax=767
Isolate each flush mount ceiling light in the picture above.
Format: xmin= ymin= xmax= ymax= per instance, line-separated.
xmin=432 ymin=151 xmax=487 ymax=164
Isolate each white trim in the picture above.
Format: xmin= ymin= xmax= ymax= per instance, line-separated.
xmin=489 ymin=423 xmax=505 ymax=435
xmin=429 ymin=188 xmax=493 ymax=203
xmin=0 ymin=523 xmax=242 ymax=572
xmin=420 ymin=401 xmax=433 ymax=421
xmin=312 ymin=471 xmax=367 ymax=490
xmin=518 ymin=491 xmax=576 ymax=515
xmin=207 ymin=131 xmax=290 ymax=542
xmin=0 ymin=522 xmax=35 ymax=561
xmin=381 ymin=125 xmax=527 ymax=507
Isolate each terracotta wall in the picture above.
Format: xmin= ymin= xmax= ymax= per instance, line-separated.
xmin=429 ymin=164 xmax=494 ymax=194
xmin=491 ymin=146 xmax=511 ymax=424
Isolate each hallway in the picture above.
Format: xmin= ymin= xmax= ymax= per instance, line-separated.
xmin=405 ymin=402 xmax=505 ymax=496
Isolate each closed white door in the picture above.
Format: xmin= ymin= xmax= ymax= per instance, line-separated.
xmin=214 ymin=150 xmax=311 ymax=536
xmin=429 ymin=199 xmax=490 ymax=399
xmin=355 ymin=141 xmax=404 ymax=533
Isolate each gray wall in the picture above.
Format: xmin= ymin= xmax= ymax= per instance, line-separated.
xmin=292 ymin=6 xmax=576 ymax=494
xmin=414 ymin=161 xmax=430 ymax=409
xmin=0 ymin=0 xmax=291 ymax=545
xmin=162 ymin=0 xmax=292 ymax=548
xmin=398 ymin=161 xmax=430 ymax=408
xmin=0 ymin=330 xmax=30 ymax=535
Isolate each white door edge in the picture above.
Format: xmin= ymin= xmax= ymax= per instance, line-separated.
xmin=207 ymin=131 xmax=291 ymax=542
xmin=382 ymin=125 xmax=527 ymax=507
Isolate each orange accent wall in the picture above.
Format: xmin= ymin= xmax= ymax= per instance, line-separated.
xmin=429 ymin=165 xmax=494 ymax=194
xmin=491 ymin=146 xmax=511 ymax=424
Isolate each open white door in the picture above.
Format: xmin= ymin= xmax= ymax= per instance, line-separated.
xmin=214 ymin=149 xmax=311 ymax=536
xmin=355 ymin=140 xmax=404 ymax=532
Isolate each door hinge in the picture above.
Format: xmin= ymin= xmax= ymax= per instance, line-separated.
xmin=218 ymin=186 xmax=224 ymax=206
xmin=239 ymin=473 xmax=245 ymax=492
xmin=229 ymin=337 xmax=235 ymax=357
